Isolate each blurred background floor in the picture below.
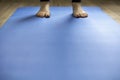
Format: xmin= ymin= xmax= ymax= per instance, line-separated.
xmin=0 ymin=0 xmax=120 ymax=27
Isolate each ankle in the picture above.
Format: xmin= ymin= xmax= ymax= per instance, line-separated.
xmin=72 ymin=2 xmax=82 ymax=11
xmin=40 ymin=2 xmax=50 ymax=11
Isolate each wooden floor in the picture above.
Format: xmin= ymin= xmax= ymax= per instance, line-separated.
xmin=0 ymin=0 xmax=120 ymax=27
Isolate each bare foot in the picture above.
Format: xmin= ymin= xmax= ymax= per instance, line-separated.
xmin=72 ymin=2 xmax=88 ymax=18
xmin=36 ymin=2 xmax=50 ymax=18
xmin=36 ymin=10 xmax=50 ymax=18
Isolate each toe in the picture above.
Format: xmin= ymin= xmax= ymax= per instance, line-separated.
xmin=45 ymin=12 xmax=50 ymax=18
xmin=40 ymin=12 xmax=45 ymax=17
xmin=36 ymin=12 xmax=45 ymax=17
xmin=80 ymin=13 xmax=88 ymax=18
xmin=77 ymin=13 xmax=82 ymax=18
xmin=73 ymin=13 xmax=80 ymax=18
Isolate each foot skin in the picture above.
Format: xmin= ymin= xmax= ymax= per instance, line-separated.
xmin=36 ymin=2 xmax=50 ymax=18
xmin=72 ymin=2 xmax=88 ymax=18
xmin=36 ymin=10 xmax=50 ymax=18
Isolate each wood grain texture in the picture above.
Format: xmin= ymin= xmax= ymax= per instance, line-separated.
xmin=0 ymin=0 xmax=120 ymax=27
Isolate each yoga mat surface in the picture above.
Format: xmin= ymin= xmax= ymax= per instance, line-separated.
xmin=0 ymin=7 xmax=120 ymax=80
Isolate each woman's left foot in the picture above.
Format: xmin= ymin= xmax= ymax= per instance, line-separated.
xmin=72 ymin=2 xmax=88 ymax=18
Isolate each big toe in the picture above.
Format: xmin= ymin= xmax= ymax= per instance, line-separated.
xmin=73 ymin=13 xmax=80 ymax=18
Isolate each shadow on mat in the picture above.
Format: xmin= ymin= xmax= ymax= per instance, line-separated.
xmin=14 ymin=14 xmax=89 ymax=29
xmin=17 ymin=15 xmax=41 ymax=22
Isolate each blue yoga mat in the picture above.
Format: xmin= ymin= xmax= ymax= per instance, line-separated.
xmin=0 ymin=7 xmax=120 ymax=80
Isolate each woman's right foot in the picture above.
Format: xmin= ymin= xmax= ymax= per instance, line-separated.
xmin=36 ymin=2 xmax=50 ymax=18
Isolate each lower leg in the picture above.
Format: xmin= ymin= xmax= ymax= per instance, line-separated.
xmin=36 ymin=0 xmax=50 ymax=18
xmin=72 ymin=0 xmax=88 ymax=18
